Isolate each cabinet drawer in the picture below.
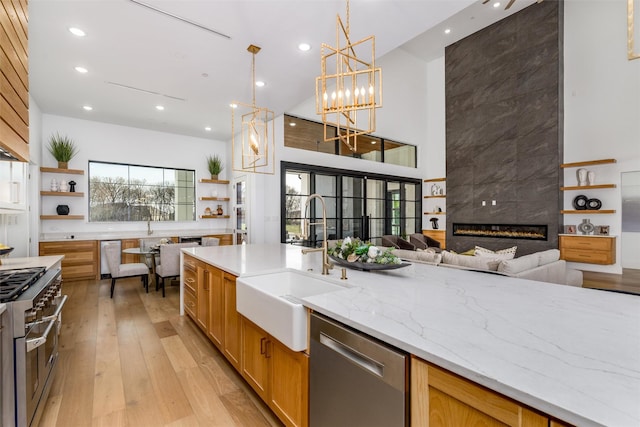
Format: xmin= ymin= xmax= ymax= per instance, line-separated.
xmin=62 ymin=264 xmax=97 ymax=280
xmin=561 ymin=249 xmax=614 ymax=265
xmin=560 ymin=236 xmax=613 ymax=251
xmin=61 ymin=250 xmax=95 ymax=265
xmin=183 ymin=267 xmax=197 ymax=293
xmin=184 ymin=288 xmax=197 ymax=319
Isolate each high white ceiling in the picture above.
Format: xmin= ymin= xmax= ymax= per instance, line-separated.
xmin=29 ymin=0 xmax=536 ymax=142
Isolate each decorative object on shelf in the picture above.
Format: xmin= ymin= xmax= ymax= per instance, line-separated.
xmin=435 ymin=205 xmax=442 ymax=213
xmin=577 ymin=218 xmax=595 ymax=235
xmin=204 ymin=207 xmax=212 ymax=216
xmin=431 ymin=184 xmax=439 ymax=196
xmin=206 ymin=154 xmax=223 ymax=180
xmin=232 ymin=44 xmax=275 ymax=175
xmin=572 ymin=195 xmax=588 ymax=210
xmin=216 ymin=205 xmax=223 ymax=215
xmin=576 ymin=168 xmax=588 ymax=186
xmin=56 ymin=205 xmax=70 ymax=215
xmin=430 ymin=217 xmax=439 ymax=229
xmin=50 ymin=178 xmax=59 ymax=192
xmin=587 ymin=170 xmax=595 ymax=185
xmin=68 ymin=180 xmax=76 ymax=192
xmin=59 ymin=180 xmax=69 ymax=192
xmin=587 ymin=198 xmax=602 ymax=210
xmin=483 ymin=0 xmax=543 ymax=10
xmin=564 ymin=224 xmax=577 ymax=234
xmin=327 ymin=237 xmax=405 ymax=271
xmin=0 ymin=245 xmax=14 ymax=265
xmin=47 ymin=132 xmax=78 ymax=169
xmin=597 ymin=225 xmax=610 ymax=235
xmin=315 ymin=0 xmax=382 ymax=153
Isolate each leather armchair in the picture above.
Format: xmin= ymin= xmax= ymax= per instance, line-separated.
xmin=409 ymin=233 xmax=441 ymax=251
xmin=381 ymin=235 xmax=416 ymax=250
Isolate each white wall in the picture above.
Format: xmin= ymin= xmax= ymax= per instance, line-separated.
xmin=39 ymin=114 xmax=229 ymax=237
xmin=563 ymin=0 xmax=640 ymax=273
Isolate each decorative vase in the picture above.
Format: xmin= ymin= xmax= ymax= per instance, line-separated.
xmin=56 ymin=205 xmax=70 ymax=215
xmin=587 ymin=170 xmax=595 ymax=186
xmin=50 ymin=178 xmax=58 ymax=192
xmin=430 ymin=217 xmax=439 ymax=229
xmin=59 ymin=180 xmax=69 ymax=192
xmin=58 ymin=161 xmax=68 ymax=169
xmin=577 ymin=218 xmax=595 ymax=235
xmin=216 ymin=205 xmax=223 ymax=215
xmin=204 ymin=207 xmax=212 ymax=216
xmin=576 ymin=168 xmax=588 ymax=186
xmin=68 ymin=180 xmax=76 ymax=192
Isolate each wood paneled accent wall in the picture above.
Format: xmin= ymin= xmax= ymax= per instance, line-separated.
xmin=445 ymin=1 xmax=563 ymax=255
xmin=0 ymin=0 xmax=29 ymax=161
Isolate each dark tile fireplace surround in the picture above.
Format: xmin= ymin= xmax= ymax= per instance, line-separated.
xmin=444 ymin=0 xmax=563 ymax=256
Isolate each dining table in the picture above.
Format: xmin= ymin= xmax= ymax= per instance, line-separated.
xmin=122 ymin=246 xmax=159 ymax=284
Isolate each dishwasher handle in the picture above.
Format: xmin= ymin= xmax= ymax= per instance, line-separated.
xmin=320 ymin=332 xmax=384 ymax=377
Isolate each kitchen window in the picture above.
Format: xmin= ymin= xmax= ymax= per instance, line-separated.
xmin=282 ymin=162 xmax=421 ymax=246
xmin=88 ymin=161 xmax=195 ymax=222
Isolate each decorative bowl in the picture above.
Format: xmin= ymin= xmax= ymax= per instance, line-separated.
xmin=0 ymin=247 xmax=14 ymax=264
xmin=329 ymin=255 xmax=409 ymax=271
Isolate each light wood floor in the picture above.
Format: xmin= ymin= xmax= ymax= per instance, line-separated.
xmin=582 ymin=268 xmax=640 ymax=295
xmin=38 ymin=277 xmax=283 ymax=427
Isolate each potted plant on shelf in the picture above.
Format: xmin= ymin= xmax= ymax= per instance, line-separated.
xmin=207 ymin=154 xmax=223 ymax=180
xmin=47 ymin=133 xmax=78 ymax=169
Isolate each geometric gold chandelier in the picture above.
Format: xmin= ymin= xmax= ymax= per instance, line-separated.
xmin=315 ymin=0 xmax=382 ymax=153
xmin=232 ymin=44 xmax=275 ymax=175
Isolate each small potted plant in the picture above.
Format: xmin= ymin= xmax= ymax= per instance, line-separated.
xmin=207 ymin=154 xmax=223 ymax=180
xmin=47 ymin=133 xmax=78 ymax=169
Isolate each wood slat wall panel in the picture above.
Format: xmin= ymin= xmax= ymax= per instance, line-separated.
xmin=0 ymin=116 xmax=28 ymax=159
xmin=1 ymin=1 xmax=27 ymax=52
xmin=0 ymin=44 xmax=27 ymax=104
xmin=0 ymin=91 xmax=28 ymax=140
xmin=0 ymin=67 xmax=27 ymax=122
xmin=0 ymin=7 xmax=27 ymax=87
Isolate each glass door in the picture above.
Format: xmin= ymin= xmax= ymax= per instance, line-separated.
xmin=233 ymin=176 xmax=249 ymax=245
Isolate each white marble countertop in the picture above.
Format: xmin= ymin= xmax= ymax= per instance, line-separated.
xmin=0 ymin=255 xmax=64 ymax=271
xmin=40 ymin=229 xmax=232 ymax=242
xmin=183 ymin=244 xmax=640 ymax=427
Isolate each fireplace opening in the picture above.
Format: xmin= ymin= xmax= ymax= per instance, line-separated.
xmin=452 ymin=223 xmax=548 ymax=240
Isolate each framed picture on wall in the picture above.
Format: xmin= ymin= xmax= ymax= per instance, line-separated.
xmin=597 ymin=225 xmax=610 ymax=236
xmin=564 ymin=225 xmax=577 ymax=234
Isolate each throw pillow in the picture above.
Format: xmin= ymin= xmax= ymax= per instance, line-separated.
xmin=442 ymin=251 xmax=500 ymax=271
xmin=460 ymin=248 xmax=476 ymax=256
xmin=474 ymin=245 xmax=517 ymax=260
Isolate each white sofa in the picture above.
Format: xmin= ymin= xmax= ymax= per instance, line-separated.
xmin=392 ymin=248 xmax=583 ymax=287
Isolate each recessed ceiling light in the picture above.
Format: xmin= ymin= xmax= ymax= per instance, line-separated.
xmin=255 ymin=81 xmax=265 ymax=87
xmin=298 ymin=43 xmax=311 ymax=52
xmin=493 ymin=2 xmax=501 ymax=8
xmin=230 ymin=103 xmax=238 ymax=109
xmin=82 ymin=105 xmax=93 ymax=111
xmin=444 ymin=28 xmax=451 ymax=34
xmin=155 ymin=105 xmax=165 ymax=111
xmin=204 ymin=126 xmax=212 ymax=131
xmin=289 ymin=122 xmax=296 ymax=127
xmin=74 ymin=66 xmax=88 ymax=73
xmin=371 ymin=140 xmax=377 ymax=145
xmin=68 ymin=27 xmax=86 ymax=37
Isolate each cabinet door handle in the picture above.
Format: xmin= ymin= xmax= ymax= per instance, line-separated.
xmin=260 ymin=337 xmax=266 ymax=355
xmin=265 ymin=340 xmax=271 ymax=359
xmin=185 ymin=277 xmax=195 ymax=284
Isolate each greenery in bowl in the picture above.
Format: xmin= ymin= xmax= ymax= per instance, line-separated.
xmin=47 ymin=133 xmax=78 ymax=163
xmin=328 ymin=237 xmax=401 ymax=265
xmin=207 ymin=154 xmax=224 ymax=177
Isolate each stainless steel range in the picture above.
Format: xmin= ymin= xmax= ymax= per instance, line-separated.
xmin=0 ymin=267 xmax=66 ymax=427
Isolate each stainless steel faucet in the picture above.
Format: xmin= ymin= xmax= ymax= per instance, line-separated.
xmin=147 ymin=219 xmax=153 ymax=235
xmin=301 ymin=194 xmax=332 ymax=275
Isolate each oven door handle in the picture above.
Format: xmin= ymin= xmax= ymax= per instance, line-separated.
xmin=25 ymin=294 xmax=69 ymax=328
xmin=26 ymin=318 xmax=56 ymax=352
xmin=25 ymin=294 xmax=67 ymax=352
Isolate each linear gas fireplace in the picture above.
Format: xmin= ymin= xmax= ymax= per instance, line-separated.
xmin=452 ymin=223 xmax=548 ymax=241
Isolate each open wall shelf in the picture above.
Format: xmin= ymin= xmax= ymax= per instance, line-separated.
xmin=40 ymin=167 xmax=84 ymax=175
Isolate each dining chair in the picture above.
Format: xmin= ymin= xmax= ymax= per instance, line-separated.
xmin=155 ymin=242 xmax=199 ymax=297
xmin=202 ymin=237 xmax=220 ymax=246
xmin=103 ymin=243 xmax=150 ymax=298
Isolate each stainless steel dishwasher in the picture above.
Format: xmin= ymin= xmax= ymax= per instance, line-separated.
xmin=310 ymin=312 xmax=408 ymax=427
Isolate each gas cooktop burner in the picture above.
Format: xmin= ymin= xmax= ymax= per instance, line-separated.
xmin=0 ymin=267 xmax=47 ymax=303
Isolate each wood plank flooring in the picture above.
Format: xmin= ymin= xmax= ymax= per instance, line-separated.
xmin=582 ymin=268 xmax=640 ymax=295
xmin=38 ymin=277 xmax=283 ymax=427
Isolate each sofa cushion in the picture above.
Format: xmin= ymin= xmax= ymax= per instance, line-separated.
xmin=394 ymin=249 xmax=442 ymax=264
xmin=474 ymin=245 xmax=517 ymax=260
xmin=537 ymin=249 xmax=560 ymax=266
xmin=497 ymin=253 xmax=539 ymax=275
xmin=442 ymin=251 xmax=500 ymax=271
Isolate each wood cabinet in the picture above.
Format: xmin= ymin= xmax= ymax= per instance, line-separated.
xmin=195 ymin=259 xmax=210 ymax=331
xmin=207 ymin=265 xmax=224 ymax=348
xmin=422 ymin=230 xmax=446 ymax=249
xmin=120 ymin=239 xmax=140 ymax=264
xmin=183 ymin=258 xmax=197 ymax=320
xmin=241 ymin=317 xmax=309 ymax=427
xmin=410 ymin=357 xmax=569 ymax=427
xmin=223 ymin=272 xmax=241 ymax=370
xmin=0 ymin=0 xmax=29 ymax=161
xmin=559 ymin=235 xmax=616 ymax=265
xmin=39 ymin=240 xmax=99 ymax=281
xmin=204 ymin=233 xmax=233 ymax=246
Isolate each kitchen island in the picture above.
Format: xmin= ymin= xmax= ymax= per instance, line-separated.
xmin=182 ymin=243 xmax=640 ymax=427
